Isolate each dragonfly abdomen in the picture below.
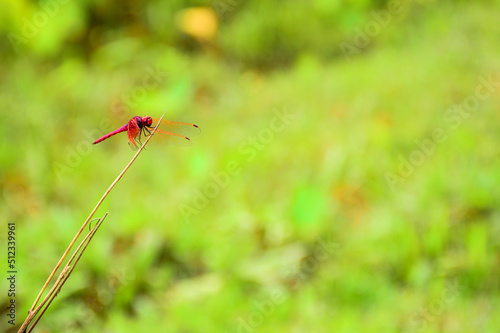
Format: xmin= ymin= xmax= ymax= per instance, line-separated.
xmin=93 ymin=124 xmax=128 ymax=144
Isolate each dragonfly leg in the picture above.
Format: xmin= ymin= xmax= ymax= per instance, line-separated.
xmin=137 ymin=128 xmax=149 ymax=149
xmin=137 ymin=128 xmax=145 ymax=145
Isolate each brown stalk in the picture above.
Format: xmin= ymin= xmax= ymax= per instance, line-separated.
xmin=18 ymin=113 xmax=166 ymax=333
xmin=27 ymin=213 xmax=107 ymax=333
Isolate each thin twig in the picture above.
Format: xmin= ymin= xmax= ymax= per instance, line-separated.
xmin=18 ymin=113 xmax=166 ymax=333
xmin=28 ymin=213 xmax=107 ymax=333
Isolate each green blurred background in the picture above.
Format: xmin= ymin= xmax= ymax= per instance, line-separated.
xmin=1 ymin=0 xmax=500 ymax=332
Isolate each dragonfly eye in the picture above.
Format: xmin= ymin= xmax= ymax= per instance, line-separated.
xmin=145 ymin=117 xmax=153 ymax=126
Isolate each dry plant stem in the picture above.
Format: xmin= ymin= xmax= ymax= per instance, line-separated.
xmin=18 ymin=113 xmax=166 ymax=333
xmin=28 ymin=214 xmax=107 ymax=333
xmin=29 ymin=213 xmax=107 ymax=332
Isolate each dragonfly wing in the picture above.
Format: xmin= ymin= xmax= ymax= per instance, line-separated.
xmin=127 ymin=118 xmax=140 ymax=148
xmin=151 ymin=118 xmax=200 ymax=139
xmin=147 ymin=129 xmax=193 ymax=147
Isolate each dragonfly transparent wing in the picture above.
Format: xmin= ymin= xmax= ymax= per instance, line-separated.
xmin=139 ymin=118 xmax=200 ymax=147
xmin=151 ymin=118 xmax=200 ymax=139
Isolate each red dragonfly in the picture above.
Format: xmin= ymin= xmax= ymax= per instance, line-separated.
xmin=93 ymin=116 xmax=200 ymax=148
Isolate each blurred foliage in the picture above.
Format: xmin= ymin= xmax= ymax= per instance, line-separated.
xmin=0 ymin=0 xmax=458 ymax=66
xmin=1 ymin=0 xmax=500 ymax=332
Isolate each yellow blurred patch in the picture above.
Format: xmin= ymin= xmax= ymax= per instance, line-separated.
xmin=176 ymin=7 xmax=218 ymax=41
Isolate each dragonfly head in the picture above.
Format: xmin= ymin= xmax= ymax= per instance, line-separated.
xmin=141 ymin=116 xmax=153 ymax=127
